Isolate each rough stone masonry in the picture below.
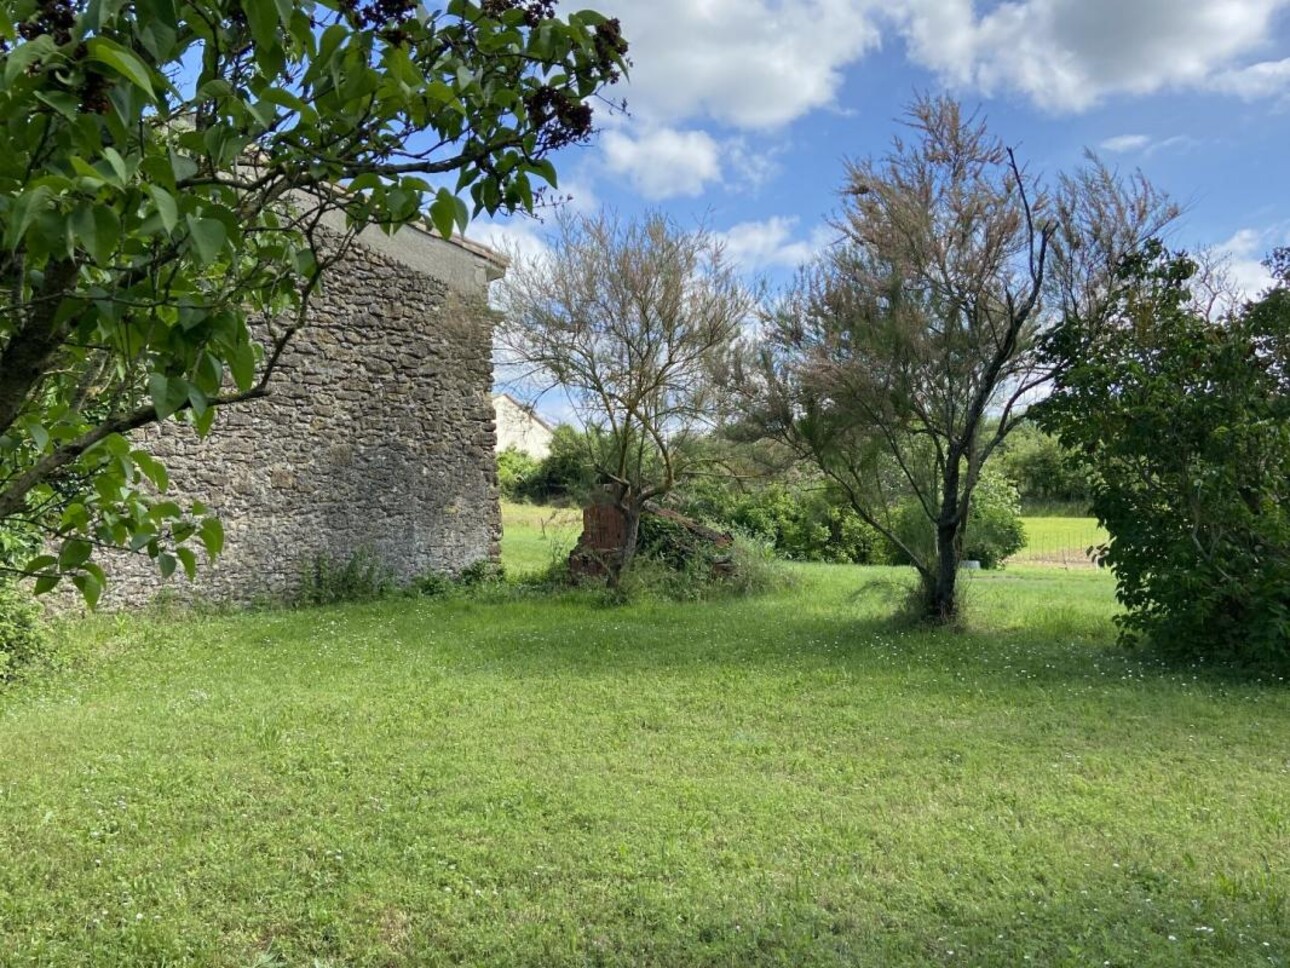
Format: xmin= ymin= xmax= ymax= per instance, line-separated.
xmin=101 ymin=221 xmax=506 ymax=607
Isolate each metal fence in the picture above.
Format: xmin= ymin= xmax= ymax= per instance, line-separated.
xmin=1009 ymin=519 xmax=1105 ymax=567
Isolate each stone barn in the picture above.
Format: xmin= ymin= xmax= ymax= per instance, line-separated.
xmin=103 ymin=221 xmax=507 ymax=607
xmin=492 ymin=392 xmax=555 ymax=459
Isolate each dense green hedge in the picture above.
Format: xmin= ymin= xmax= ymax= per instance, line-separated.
xmin=500 ymin=426 xmax=596 ymax=505
xmin=673 ymin=479 xmax=883 ymax=564
xmin=497 ymin=447 xmax=540 ymax=502
xmin=994 ymin=422 xmax=1091 ymax=514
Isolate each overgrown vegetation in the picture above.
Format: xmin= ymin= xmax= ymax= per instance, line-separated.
xmin=298 ymin=551 xmax=507 ymax=608
xmin=609 ymin=533 xmax=785 ymax=604
xmin=621 ymin=513 xmax=788 ymax=602
xmin=503 ymin=429 xmax=1029 ymax=570
xmin=298 ymin=548 xmax=397 ymax=606
xmin=995 ymin=421 xmax=1091 ymax=515
xmin=496 ymin=446 xmax=540 ymax=503
xmin=675 ymin=476 xmax=884 ymax=563
xmin=504 ymin=425 xmax=601 ymax=506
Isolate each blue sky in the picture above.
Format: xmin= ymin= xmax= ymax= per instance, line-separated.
xmin=476 ymin=0 xmax=1290 ymax=408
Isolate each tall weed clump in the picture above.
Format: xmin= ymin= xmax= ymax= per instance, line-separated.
xmin=0 ymin=582 xmax=49 ymax=681
xmin=613 ymin=519 xmax=789 ymax=604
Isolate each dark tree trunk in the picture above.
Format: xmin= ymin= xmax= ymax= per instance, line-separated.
xmin=0 ymin=259 xmax=79 ymax=437
xmin=929 ymin=518 xmax=960 ymax=621
xmin=926 ymin=457 xmax=964 ymax=622
xmin=606 ymin=501 xmax=642 ymax=589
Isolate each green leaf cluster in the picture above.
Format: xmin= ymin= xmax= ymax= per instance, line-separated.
xmin=0 ymin=0 xmax=625 ymax=602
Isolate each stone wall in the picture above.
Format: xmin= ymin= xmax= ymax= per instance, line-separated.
xmin=100 ymin=228 xmax=503 ymax=607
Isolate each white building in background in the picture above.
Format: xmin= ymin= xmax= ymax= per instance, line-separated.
xmin=492 ymin=393 xmax=555 ymax=459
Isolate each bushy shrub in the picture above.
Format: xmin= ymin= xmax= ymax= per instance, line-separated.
xmin=636 ymin=511 xmax=703 ymax=570
xmin=410 ymin=571 xmax=455 ymax=598
xmin=1038 ymin=245 xmax=1290 ymax=667
xmin=882 ymin=467 xmax=1026 ymax=570
xmin=995 ymin=421 xmax=1091 ymax=514
xmin=299 ymin=550 xmax=509 ymax=605
xmin=723 ymin=535 xmax=792 ymax=598
xmin=457 ymin=559 xmax=505 ymax=586
xmin=616 ymin=533 xmax=787 ymax=603
xmin=497 ymin=447 xmax=540 ymax=501
xmin=0 ymin=582 xmax=49 ymax=681
xmin=963 ymin=468 xmax=1028 ymax=568
xmin=412 ymin=559 xmax=505 ymax=597
xmin=672 ymin=479 xmax=882 ymax=563
xmin=513 ymin=425 xmax=598 ymax=505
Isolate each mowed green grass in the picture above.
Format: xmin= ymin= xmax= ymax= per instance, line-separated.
xmin=1014 ymin=517 xmax=1109 ymax=566
xmin=498 ymin=500 xmax=580 ymax=576
xmin=0 ymin=512 xmax=1287 ymax=965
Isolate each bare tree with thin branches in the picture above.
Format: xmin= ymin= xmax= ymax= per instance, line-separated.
xmin=498 ymin=211 xmax=756 ymax=585
xmin=739 ymin=96 xmax=1176 ymax=621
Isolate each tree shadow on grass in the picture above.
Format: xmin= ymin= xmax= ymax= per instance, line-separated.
xmin=416 ymin=573 xmax=1287 ymax=696
xmin=71 ymin=565 xmax=1284 ymax=703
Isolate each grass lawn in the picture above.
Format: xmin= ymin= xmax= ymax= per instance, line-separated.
xmin=0 ymin=510 xmax=1287 ymax=965
xmin=1013 ymin=518 xmax=1109 ymax=567
xmin=498 ymin=501 xmax=580 ymax=577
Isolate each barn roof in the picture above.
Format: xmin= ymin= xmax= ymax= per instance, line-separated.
xmin=493 ymin=392 xmax=556 ymax=432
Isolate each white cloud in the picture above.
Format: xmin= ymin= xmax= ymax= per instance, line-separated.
xmin=725 ymin=138 xmax=785 ymax=192
xmin=1213 ymin=226 xmax=1282 ymax=300
xmin=718 ymin=217 xmax=836 ymax=272
xmin=601 ymin=126 xmax=723 ymax=199
xmin=1099 ymin=134 xmax=1152 ymax=153
xmin=1098 ymin=133 xmax=1198 ymax=156
xmin=891 ymin=0 xmax=1290 ymax=112
xmin=468 ymin=219 xmax=551 ymax=265
xmin=1209 ymin=57 xmax=1290 ymax=99
xmin=595 ymin=0 xmax=881 ymax=129
xmin=586 ymin=0 xmax=1290 ymax=140
xmin=561 ymin=0 xmax=1289 ymax=209
xmin=1149 ymin=135 xmax=1200 ymax=154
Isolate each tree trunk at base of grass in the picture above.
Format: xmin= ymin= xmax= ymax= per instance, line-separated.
xmin=927 ymin=520 xmax=962 ymax=622
xmin=607 ymin=501 xmax=643 ymax=590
